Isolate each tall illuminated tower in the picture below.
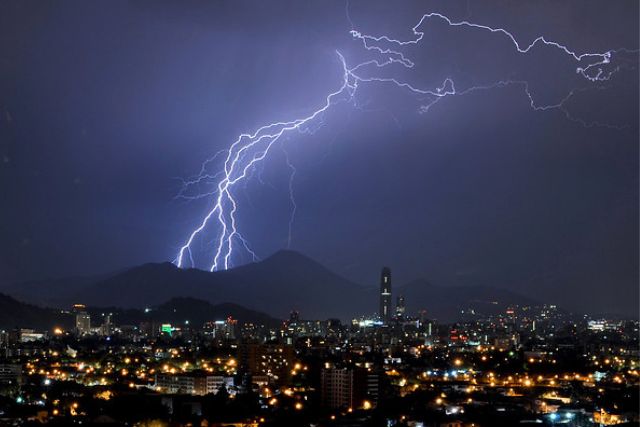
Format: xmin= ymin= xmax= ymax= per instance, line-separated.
xmin=396 ymin=295 xmax=405 ymax=319
xmin=379 ymin=267 xmax=392 ymax=322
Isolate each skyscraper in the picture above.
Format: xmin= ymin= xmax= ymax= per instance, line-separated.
xmin=379 ymin=267 xmax=392 ymax=322
xmin=72 ymin=304 xmax=91 ymax=336
xmin=75 ymin=312 xmax=91 ymax=336
xmin=396 ymin=294 xmax=405 ymax=319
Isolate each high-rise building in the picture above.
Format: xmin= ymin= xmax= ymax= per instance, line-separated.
xmin=75 ymin=313 xmax=91 ymax=336
xmin=155 ymin=371 xmax=234 ymax=395
xmin=100 ymin=314 xmax=112 ymax=336
xmin=321 ymin=367 xmax=353 ymax=409
xmin=240 ymin=343 xmax=294 ymax=386
xmin=0 ymin=363 xmax=22 ymax=385
xmin=74 ymin=305 xmax=91 ymax=336
xmin=379 ymin=267 xmax=392 ymax=322
xmin=321 ymin=366 xmax=379 ymax=410
xmin=395 ymin=294 xmax=405 ymax=319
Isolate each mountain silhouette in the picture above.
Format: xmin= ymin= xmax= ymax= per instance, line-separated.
xmin=396 ymin=278 xmax=535 ymax=320
xmin=88 ymin=297 xmax=281 ymax=329
xmin=7 ymin=250 xmax=538 ymax=321
xmin=0 ymin=293 xmax=66 ymax=330
xmin=0 ymin=293 xmax=278 ymax=331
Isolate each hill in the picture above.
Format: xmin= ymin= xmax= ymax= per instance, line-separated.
xmin=0 ymin=293 xmax=66 ymax=330
xmin=93 ymin=297 xmax=281 ymax=329
xmin=7 ymin=250 xmax=539 ymax=321
xmin=397 ymin=278 xmax=537 ymax=320
xmin=0 ymin=293 xmax=278 ymax=331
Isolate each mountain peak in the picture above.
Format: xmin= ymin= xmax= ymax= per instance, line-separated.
xmin=263 ymin=249 xmax=318 ymax=264
xmin=126 ymin=261 xmax=179 ymax=274
xmin=5 ymin=251 xmax=538 ymax=322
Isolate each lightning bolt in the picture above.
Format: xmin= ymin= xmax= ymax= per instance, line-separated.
xmin=281 ymin=144 xmax=298 ymax=249
xmin=174 ymin=11 xmax=637 ymax=271
xmin=349 ymin=12 xmax=625 ymax=82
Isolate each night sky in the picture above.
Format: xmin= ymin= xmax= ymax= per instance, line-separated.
xmin=1 ymin=1 xmax=638 ymax=315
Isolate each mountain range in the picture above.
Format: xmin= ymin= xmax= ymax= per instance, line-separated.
xmin=0 ymin=294 xmax=280 ymax=331
xmin=6 ymin=250 xmax=536 ymax=322
xmin=0 ymin=293 xmax=64 ymax=330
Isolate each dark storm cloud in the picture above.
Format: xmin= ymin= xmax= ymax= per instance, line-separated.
xmin=0 ymin=1 xmax=637 ymax=315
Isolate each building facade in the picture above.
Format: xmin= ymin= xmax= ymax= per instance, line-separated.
xmin=155 ymin=372 xmax=233 ymax=395
xmin=379 ymin=267 xmax=392 ymax=323
xmin=321 ymin=367 xmax=379 ymax=410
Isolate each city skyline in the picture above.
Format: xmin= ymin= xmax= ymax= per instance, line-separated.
xmin=0 ymin=2 xmax=637 ymax=425
xmin=0 ymin=265 xmax=636 ymax=426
